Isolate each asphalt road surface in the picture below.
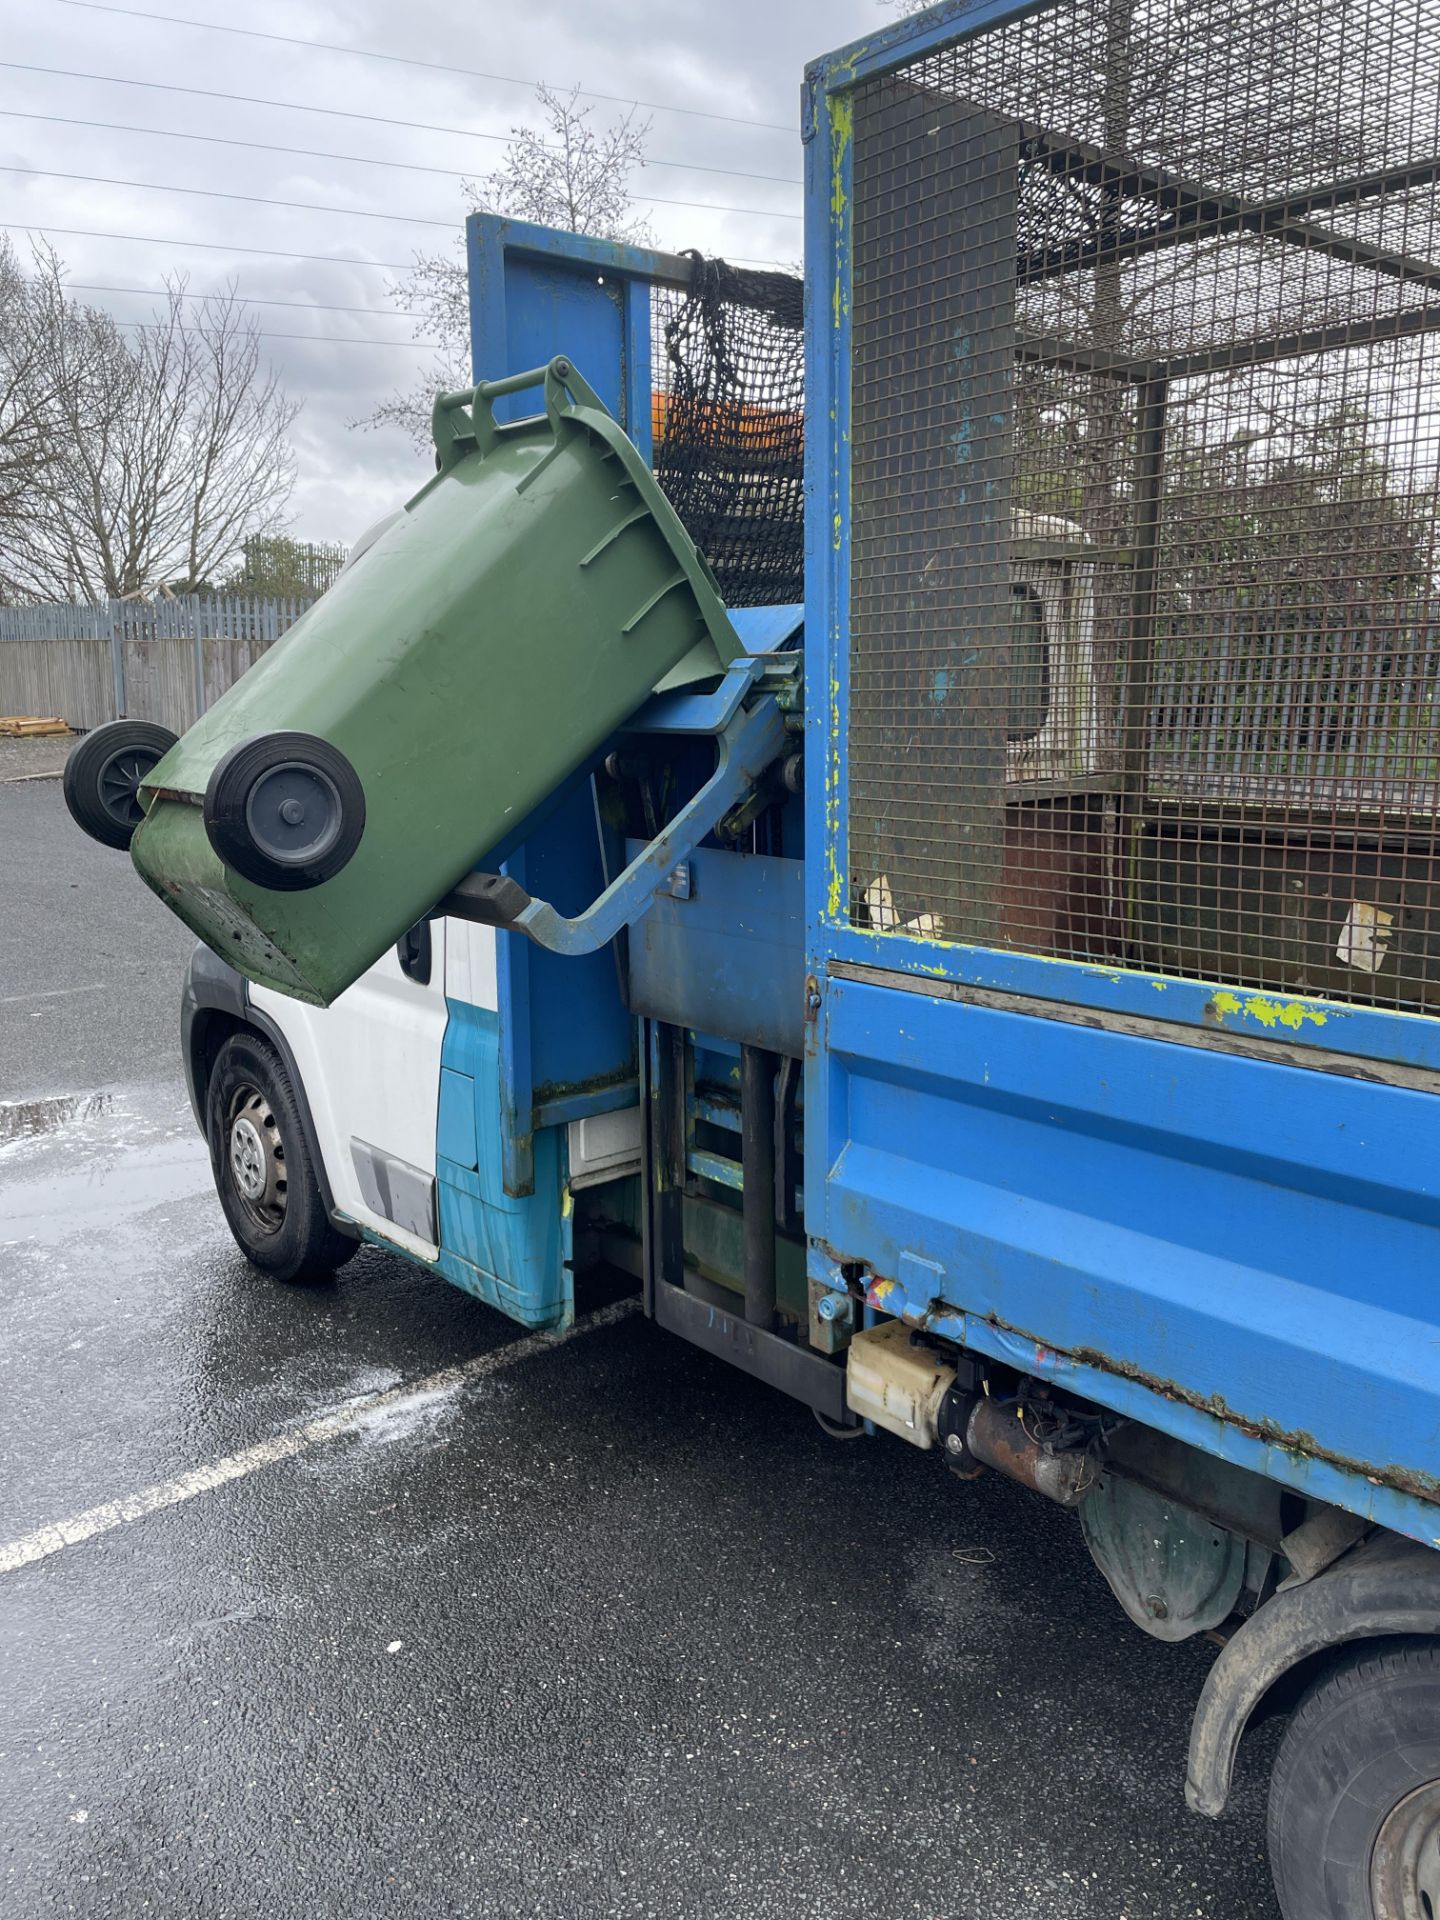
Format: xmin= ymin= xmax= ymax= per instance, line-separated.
xmin=1 ymin=776 xmax=1283 ymax=1920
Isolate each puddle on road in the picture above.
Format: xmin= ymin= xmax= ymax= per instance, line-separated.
xmin=0 ymin=1092 xmax=114 ymax=1146
xmin=0 ymin=1128 xmax=213 ymax=1247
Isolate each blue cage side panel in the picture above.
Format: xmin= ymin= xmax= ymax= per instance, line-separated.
xmin=803 ymin=3 xmax=1440 ymax=1546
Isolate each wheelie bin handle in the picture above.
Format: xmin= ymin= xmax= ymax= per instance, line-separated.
xmin=431 ymin=356 xmax=605 ymax=469
xmin=437 ymin=695 xmax=787 ymax=957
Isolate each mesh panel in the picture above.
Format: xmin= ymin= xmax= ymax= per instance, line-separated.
xmin=849 ymin=0 xmax=1440 ymax=1012
xmin=651 ymin=256 xmax=805 ymax=607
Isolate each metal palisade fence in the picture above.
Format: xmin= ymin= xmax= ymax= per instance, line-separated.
xmin=0 ymin=596 xmax=320 ymax=734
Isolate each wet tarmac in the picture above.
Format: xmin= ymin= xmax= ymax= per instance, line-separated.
xmin=3 ymin=779 xmax=198 ymax=1103
xmin=0 ymin=735 xmax=74 ymax=783
xmin=1 ymin=780 xmax=1284 ymax=1919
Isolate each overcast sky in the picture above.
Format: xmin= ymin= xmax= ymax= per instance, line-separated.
xmin=3 ymin=0 xmax=880 ymax=547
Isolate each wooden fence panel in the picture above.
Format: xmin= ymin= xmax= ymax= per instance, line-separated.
xmin=0 ymin=640 xmax=53 ymax=718
xmin=201 ymin=633 xmax=268 ymax=711
xmin=51 ymin=637 xmax=113 ymax=730
xmin=0 ymin=636 xmax=113 ymax=728
xmin=123 ymin=638 xmax=196 ymax=736
xmin=0 ymin=594 xmax=316 ymax=728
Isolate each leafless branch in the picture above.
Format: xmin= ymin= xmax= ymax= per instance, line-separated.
xmin=356 ymin=84 xmax=651 ymax=451
xmin=0 ymin=250 xmax=298 ymax=602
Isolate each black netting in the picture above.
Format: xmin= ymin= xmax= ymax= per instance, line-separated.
xmin=652 ymin=254 xmax=805 ymax=608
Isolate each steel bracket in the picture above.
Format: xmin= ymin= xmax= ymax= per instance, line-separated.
xmin=439 ymin=694 xmax=787 ymax=956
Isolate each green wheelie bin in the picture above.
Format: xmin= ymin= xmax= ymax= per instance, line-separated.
xmin=118 ymin=358 xmax=748 ymax=1006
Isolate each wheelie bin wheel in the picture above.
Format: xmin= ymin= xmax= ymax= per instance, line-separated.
xmin=62 ymin=719 xmax=179 ymax=850
xmin=203 ymin=731 xmax=365 ymax=892
xmin=1267 ymin=1637 xmax=1440 ymax=1918
xmin=206 ymin=1030 xmax=357 ymax=1283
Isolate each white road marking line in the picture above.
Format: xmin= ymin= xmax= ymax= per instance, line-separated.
xmin=0 ymin=983 xmax=106 ymax=1004
xmin=0 ymin=1296 xmax=639 ymax=1576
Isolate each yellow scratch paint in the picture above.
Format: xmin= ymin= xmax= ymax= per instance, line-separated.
xmin=1210 ymin=989 xmax=1329 ymax=1032
xmin=822 ymin=86 xmax=852 ymax=926
xmin=826 ymin=664 xmax=843 ymax=917
xmin=829 ymin=91 xmax=852 ymax=333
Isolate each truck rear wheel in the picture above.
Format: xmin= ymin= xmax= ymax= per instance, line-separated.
xmin=1267 ymin=1638 xmax=1440 ymax=1919
xmin=206 ymin=1031 xmax=356 ymax=1283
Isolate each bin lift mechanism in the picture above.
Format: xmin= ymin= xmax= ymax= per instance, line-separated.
xmin=439 ymin=638 xmax=793 ymax=955
xmin=428 ymin=360 xmax=796 ymax=959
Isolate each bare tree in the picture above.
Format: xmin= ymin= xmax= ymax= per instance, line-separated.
xmin=360 ymin=84 xmax=652 ymax=449
xmin=0 ymin=239 xmax=62 ymax=599
xmin=3 ymin=250 xmax=299 ymax=602
xmin=224 ymin=534 xmax=350 ymax=597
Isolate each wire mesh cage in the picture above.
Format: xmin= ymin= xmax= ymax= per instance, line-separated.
xmin=848 ymin=0 xmax=1440 ymax=1012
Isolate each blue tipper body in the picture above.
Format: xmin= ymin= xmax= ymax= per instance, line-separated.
xmin=801 ymin=0 xmax=1440 ymax=1549
xmin=444 ymin=186 xmax=1440 ymax=1549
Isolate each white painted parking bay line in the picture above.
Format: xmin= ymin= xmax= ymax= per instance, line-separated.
xmin=0 ymin=1296 xmax=639 ymax=1576
xmin=0 ymin=983 xmax=106 ymax=1004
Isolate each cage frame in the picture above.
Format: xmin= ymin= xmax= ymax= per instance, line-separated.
xmin=801 ymin=0 xmax=1440 ymax=1076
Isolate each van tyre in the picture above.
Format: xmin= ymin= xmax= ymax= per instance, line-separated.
xmin=207 ymin=1030 xmax=356 ymax=1283
xmin=63 ymin=720 xmax=178 ymax=850
xmin=1267 ymin=1637 xmax=1440 ymax=1920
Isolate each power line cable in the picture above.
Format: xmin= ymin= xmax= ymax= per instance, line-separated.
xmin=4 ymin=222 xmax=414 ymax=269
xmin=0 ymin=108 xmax=801 ymax=189
xmin=55 ymin=0 xmax=798 ymax=135
xmin=3 ymin=221 xmax=795 ymax=275
xmin=68 ymin=280 xmax=424 ymax=319
xmin=4 ymin=165 xmax=458 ymax=229
xmin=1 ymin=163 xmax=801 ymax=225
xmin=0 ymin=63 xmax=612 ymax=159
xmin=109 ymin=317 xmax=438 ymax=347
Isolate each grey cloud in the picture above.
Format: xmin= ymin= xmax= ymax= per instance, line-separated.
xmin=6 ymin=0 xmax=872 ymax=543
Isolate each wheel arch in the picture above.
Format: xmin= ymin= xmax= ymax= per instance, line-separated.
xmin=182 ymin=942 xmax=356 ymax=1240
xmin=1187 ymin=1529 xmax=1440 ymax=1817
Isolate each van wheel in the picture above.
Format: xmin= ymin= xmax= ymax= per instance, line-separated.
xmin=1267 ymin=1638 xmax=1440 ymax=1919
xmin=206 ymin=1031 xmax=357 ymax=1283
